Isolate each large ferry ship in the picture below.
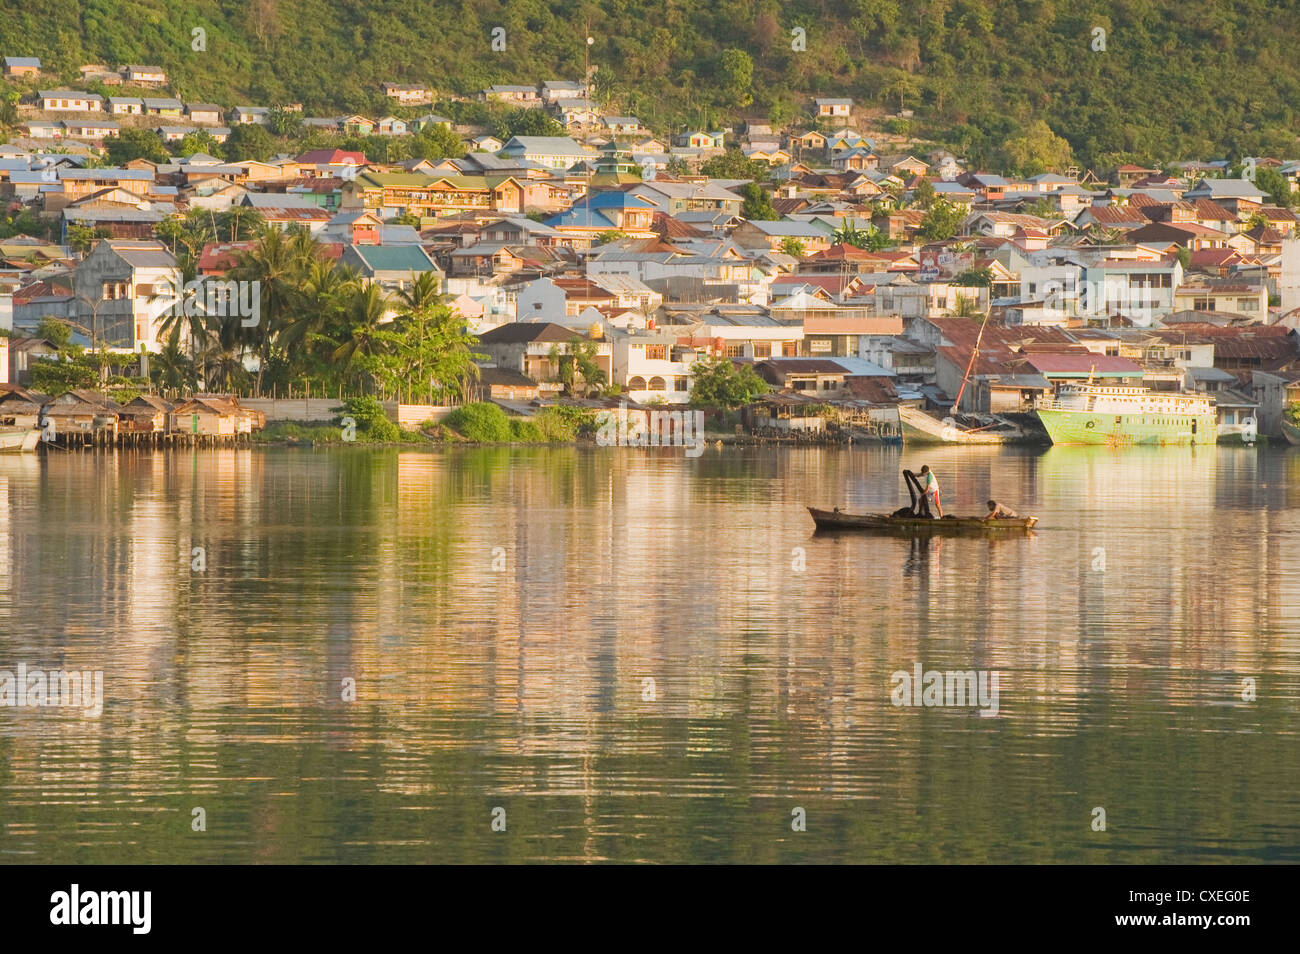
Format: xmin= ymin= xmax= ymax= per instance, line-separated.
xmin=1035 ymin=382 xmax=1217 ymax=445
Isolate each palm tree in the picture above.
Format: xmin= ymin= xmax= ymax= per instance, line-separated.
xmin=832 ymin=217 xmax=892 ymax=252
xmin=946 ymin=294 xmax=987 ymax=319
xmin=197 ymin=309 xmax=252 ymax=392
xmin=280 ymin=260 xmax=360 ymax=378
xmin=217 ymin=206 xmax=264 ymax=243
xmin=394 ymin=272 xmax=447 ymax=402
xmin=332 ymin=283 xmax=391 ymax=393
xmin=230 ymin=228 xmax=313 ymax=395
xmin=154 ymin=252 xmax=210 ymax=356
xmin=1084 ymin=224 xmax=1125 ymax=246
xmin=151 ymin=327 xmax=198 ymax=394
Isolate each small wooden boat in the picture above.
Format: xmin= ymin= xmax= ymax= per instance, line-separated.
xmin=1282 ymin=416 xmax=1300 ymax=446
xmin=808 ymin=506 xmax=1038 ymax=533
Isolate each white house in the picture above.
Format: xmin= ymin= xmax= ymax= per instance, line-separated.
xmin=72 ymin=240 xmax=181 ymax=355
xmin=497 ymin=136 xmax=595 ymax=170
xmin=37 ymin=90 xmax=103 ymax=112
xmin=612 ymin=328 xmax=696 ymax=403
xmin=815 ymin=98 xmax=852 ymax=118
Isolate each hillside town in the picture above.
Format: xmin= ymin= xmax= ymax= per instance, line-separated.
xmin=3 ymin=59 xmax=1300 ymax=444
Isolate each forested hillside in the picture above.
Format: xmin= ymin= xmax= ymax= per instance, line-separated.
xmin=3 ymin=0 xmax=1298 ymax=169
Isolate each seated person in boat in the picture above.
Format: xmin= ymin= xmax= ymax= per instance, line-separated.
xmin=985 ymin=500 xmax=1019 ymax=520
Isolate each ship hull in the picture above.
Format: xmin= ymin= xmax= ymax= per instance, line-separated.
xmin=0 ymin=427 xmax=39 ymax=453
xmin=1036 ymin=409 xmax=1218 ymax=446
xmin=898 ymin=405 xmax=1022 ymax=444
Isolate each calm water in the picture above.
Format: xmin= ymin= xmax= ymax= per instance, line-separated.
xmin=1 ymin=443 xmax=1298 ymax=863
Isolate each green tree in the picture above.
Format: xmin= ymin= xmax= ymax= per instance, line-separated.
xmin=912 ymin=178 xmax=936 ymax=210
xmin=832 ymin=217 xmax=892 ymax=251
xmin=329 ymin=282 xmax=390 ymax=393
xmin=410 ymin=123 xmax=465 ymax=160
xmin=718 ymin=48 xmax=754 ymax=108
xmin=393 ymin=271 xmax=482 ymax=404
xmin=174 ymin=129 xmax=222 ymax=158
xmin=688 ymin=355 xmax=768 ymax=409
xmin=105 ymin=127 xmax=168 ymax=165
xmin=1004 ymin=120 xmax=1074 ymax=176
xmin=779 ymin=237 xmax=806 ymax=257
xmin=217 ymin=206 xmax=264 ymax=242
xmin=952 ymin=267 xmax=993 ymax=287
xmin=336 ymin=395 xmax=399 ymax=441
xmin=67 ymin=224 xmax=110 ymax=255
xmin=919 ymin=199 xmax=966 ymax=241
xmin=548 ymin=339 xmax=606 ymax=396
xmin=700 ymin=149 xmax=767 ymax=181
xmin=267 ymin=106 xmax=303 ymax=137
xmin=150 ymin=327 xmax=199 ymax=393
xmin=740 ymin=183 xmax=778 ymax=220
xmin=495 ymin=108 xmax=564 ymax=140
xmin=225 ymin=123 xmax=276 ymax=161
xmin=1254 ymin=167 xmax=1295 ymax=208
xmin=230 ymin=227 xmax=312 ymax=395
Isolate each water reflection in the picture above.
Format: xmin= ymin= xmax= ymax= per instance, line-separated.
xmin=0 ymin=445 xmax=1296 ymax=863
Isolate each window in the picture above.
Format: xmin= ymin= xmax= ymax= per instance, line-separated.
xmin=808 ymin=339 xmax=832 ymax=353
xmin=102 ymin=282 xmax=128 ymax=300
xmin=783 ymin=341 xmax=798 ymax=357
xmin=648 ymin=376 xmax=666 ymax=391
xmin=644 ymin=344 xmax=667 ymax=361
xmin=751 ymin=342 xmax=771 ymax=358
xmin=627 ymin=376 xmax=646 ymax=390
xmin=725 ymin=344 xmax=745 ymax=358
xmin=675 ymin=378 xmax=688 ymax=391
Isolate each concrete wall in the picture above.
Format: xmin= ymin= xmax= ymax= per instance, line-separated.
xmin=383 ymin=402 xmax=453 ymax=427
xmin=241 ymin=398 xmax=454 ymax=426
xmin=240 ymin=398 xmax=343 ymax=422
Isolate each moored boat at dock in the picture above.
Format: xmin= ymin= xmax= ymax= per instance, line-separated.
xmin=1036 ymin=382 xmax=1217 ymax=446
xmin=898 ymin=404 xmax=1028 ymax=444
xmin=0 ymin=426 xmax=39 ymax=453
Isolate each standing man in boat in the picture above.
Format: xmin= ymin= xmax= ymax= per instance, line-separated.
xmin=919 ymin=465 xmax=943 ymax=518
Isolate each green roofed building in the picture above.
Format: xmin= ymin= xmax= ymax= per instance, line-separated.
xmin=340 ymin=243 xmax=443 ymax=291
xmin=343 ymin=172 xmax=524 ymax=218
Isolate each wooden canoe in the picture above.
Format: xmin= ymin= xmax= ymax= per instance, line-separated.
xmin=808 ymin=506 xmax=1038 ymax=533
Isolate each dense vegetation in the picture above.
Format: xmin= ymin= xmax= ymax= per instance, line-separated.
xmin=3 ymin=2 xmax=1298 ymax=170
xmin=28 ymin=220 xmax=486 ymax=401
